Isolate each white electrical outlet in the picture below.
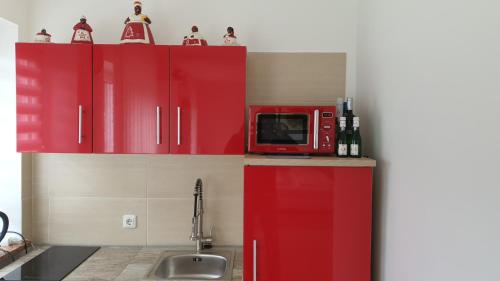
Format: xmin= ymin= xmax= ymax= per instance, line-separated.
xmin=122 ymin=215 xmax=137 ymax=229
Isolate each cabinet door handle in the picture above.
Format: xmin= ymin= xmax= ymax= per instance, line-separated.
xmin=313 ymin=109 xmax=319 ymax=150
xmin=156 ymin=106 xmax=161 ymax=145
xmin=253 ymin=240 xmax=257 ymax=281
xmin=78 ymin=105 xmax=83 ymax=144
xmin=177 ymin=106 xmax=181 ymax=146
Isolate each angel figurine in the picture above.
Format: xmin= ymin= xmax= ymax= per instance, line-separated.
xmin=182 ymin=26 xmax=208 ymax=46
xmin=223 ymin=27 xmax=239 ymax=46
xmin=120 ymin=1 xmax=155 ymax=44
xmin=34 ymin=29 xmax=52 ymax=43
xmin=71 ymin=16 xmax=93 ymax=44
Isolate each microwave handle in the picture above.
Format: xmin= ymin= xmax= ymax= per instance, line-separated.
xmin=313 ymin=109 xmax=319 ymax=150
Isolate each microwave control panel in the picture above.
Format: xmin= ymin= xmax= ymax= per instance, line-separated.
xmin=318 ymin=111 xmax=336 ymax=153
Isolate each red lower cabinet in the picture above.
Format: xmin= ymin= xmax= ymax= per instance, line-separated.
xmin=16 ymin=43 xmax=93 ymax=153
xmin=244 ymin=166 xmax=373 ymax=281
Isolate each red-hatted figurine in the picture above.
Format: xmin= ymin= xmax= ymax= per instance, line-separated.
xmin=182 ymin=26 xmax=208 ymax=46
xmin=34 ymin=29 xmax=52 ymax=43
xmin=120 ymin=1 xmax=155 ymax=44
xmin=71 ymin=16 xmax=93 ymax=44
xmin=223 ymin=26 xmax=239 ymax=46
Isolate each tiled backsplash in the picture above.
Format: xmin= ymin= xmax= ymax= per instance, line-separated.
xmin=30 ymin=154 xmax=243 ymax=246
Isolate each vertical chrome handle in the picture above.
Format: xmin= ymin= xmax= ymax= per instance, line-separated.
xmin=156 ymin=106 xmax=161 ymax=145
xmin=78 ymin=105 xmax=83 ymax=144
xmin=177 ymin=106 xmax=181 ymax=146
xmin=313 ymin=109 xmax=319 ymax=150
xmin=253 ymin=240 xmax=257 ymax=281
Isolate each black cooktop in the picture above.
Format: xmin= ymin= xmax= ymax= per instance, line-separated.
xmin=1 ymin=246 xmax=100 ymax=281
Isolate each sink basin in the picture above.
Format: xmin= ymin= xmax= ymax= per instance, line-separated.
xmin=146 ymin=249 xmax=234 ymax=280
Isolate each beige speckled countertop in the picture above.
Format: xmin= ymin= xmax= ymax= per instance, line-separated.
xmin=0 ymin=246 xmax=242 ymax=281
xmin=244 ymin=154 xmax=376 ymax=167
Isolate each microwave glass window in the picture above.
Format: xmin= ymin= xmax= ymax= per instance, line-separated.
xmin=256 ymin=114 xmax=309 ymax=145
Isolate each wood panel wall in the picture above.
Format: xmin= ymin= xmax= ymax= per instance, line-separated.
xmin=247 ymin=52 xmax=346 ymax=106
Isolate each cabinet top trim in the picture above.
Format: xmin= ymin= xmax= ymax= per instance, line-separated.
xmin=244 ymin=154 xmax=376 ymax=167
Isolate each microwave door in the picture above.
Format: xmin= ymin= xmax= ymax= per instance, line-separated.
xmin=256 ymin=113 xmax=310 ymax=146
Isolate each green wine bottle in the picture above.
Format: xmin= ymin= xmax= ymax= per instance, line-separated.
xmin=335 ymin=98 xmax=344 ymax=154
xmin=337 ymin=117 xmax=348 ymax=158
xmin=349 ymin=117 xmax=362 ymax=158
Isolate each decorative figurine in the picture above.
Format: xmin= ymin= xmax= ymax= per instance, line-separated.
xmin=71 ymin=15 xmax=93 ymax=44
xmin=223 ymin=26 xmax=239 ymax=46
xmin=34 ymin=29 xmax=52 ymax=43
xmin=182 ymin=26 xmax=208 ymax=46
xmin=120 ymin=1 xmax=155 ymax=44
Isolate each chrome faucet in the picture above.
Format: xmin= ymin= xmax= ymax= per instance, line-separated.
xmin=190 ymin=179 xmax=213 ymax=252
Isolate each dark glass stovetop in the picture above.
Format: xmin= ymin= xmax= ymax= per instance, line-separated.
xmin=1 ymin=246 xmax=99 ymax=281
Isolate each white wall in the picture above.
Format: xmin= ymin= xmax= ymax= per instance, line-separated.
xmin=26 ymin=0 xmax=358 ymax=96
xmin=0 ymin=17 xmax=21 ymax=244
xmin=357 ymin=0 xmax=500 ymax=280
xmin=0 ymin=0 xmax=29 ymax=41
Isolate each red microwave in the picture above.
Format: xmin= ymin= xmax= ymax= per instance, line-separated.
xmin=248 ymin=105 xmax=336 ymax=155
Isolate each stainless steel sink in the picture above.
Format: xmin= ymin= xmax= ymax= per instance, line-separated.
xmin=146 ymin=249 xmax=234 ymax=280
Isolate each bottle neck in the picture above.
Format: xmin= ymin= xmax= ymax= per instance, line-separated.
xmin=347 ymin=98 xmax=354 ymax=111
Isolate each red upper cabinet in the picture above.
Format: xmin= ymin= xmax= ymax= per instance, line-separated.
xmin=244 ymin=166 xmax=373 ymax=281
xmin=170 ymin=46 xmax=246 ymax=155
xmin=16 ymin=43 xmax=93 ymax=153
xmin=93 ymin=44 xmax=170 ymax=154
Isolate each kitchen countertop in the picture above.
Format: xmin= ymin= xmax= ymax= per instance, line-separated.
xmin=244 ymin=154 xmax=376 ymax=167
xmin=0 ymin=246 xmax=242 ymax=281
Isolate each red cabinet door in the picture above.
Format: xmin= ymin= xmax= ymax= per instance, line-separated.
xmin=244 ymin=166 xmax=373 ymax=281
xmin=93 ymin=44 xmax=170 ymax=154
xmin=16 ymin=43 xmax=92 ymax=153
xmin=170 ymin=46 xmax=246 ymax=155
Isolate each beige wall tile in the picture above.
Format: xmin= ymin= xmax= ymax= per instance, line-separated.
xmin=31 ymin=155 xmax=244 ymax=246
xmin=204 ymin=199 xmax=243 ymax=246
xmin=21 ymin=197 xmax=32 ymax=239
xmin=147 ymin=155 xmax=243 ymax=199
xmin=147 ymin=198 xmax=193 ymax=246
xmin=34 ymin=154 xmax=147 ymax=198
xmin=32 ymin=195 xmax=49 ymax=244
xmin=32 ymin=154 xmax=55 ymax=196
xmin=247 ymin=52 xmax=346 ymax=106
xmin=49 ymin=198 xmax=147 ymax=246
xmin=147 ymin=198 xmax=242 ymax=246
xmin=21 ymin=153 xmax=32 ymax=199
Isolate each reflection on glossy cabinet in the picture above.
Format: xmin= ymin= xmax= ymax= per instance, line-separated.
xmin=16 ymin=43 xmax=93 ymax=153
xmin=244 ymin=166 xmax=373 ymax=281
xmin=93 ymin=44 xmax=170 ymax=154
xmin=170 ymin=46 xmax=246 ymax=155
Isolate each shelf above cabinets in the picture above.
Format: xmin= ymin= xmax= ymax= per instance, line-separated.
xmin=16 ymin=44 xmax=247 ymax=155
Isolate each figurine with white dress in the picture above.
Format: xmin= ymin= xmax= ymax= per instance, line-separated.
xmin=120 ymin=1 xmax=155 ymax=44
xmin=223 ymin=27 xmax=239 ymax=46
xmin=34 ymin=29 xmax=52 ymax=43
xmin=182 ymin=26 xmax=208 ymax=46
xmin=71 ymin=16 xmax=93 ymax=44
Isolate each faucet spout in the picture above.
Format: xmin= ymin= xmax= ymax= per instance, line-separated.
xmin=190 ymin=178 xmax=213 ymax=252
